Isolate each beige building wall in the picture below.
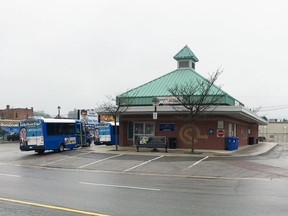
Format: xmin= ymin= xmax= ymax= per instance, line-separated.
xmin=259 ymin=120 xmax=288 ymax=142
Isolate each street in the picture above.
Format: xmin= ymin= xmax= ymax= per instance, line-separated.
xmin=1 ymin=143 xmax=288 ymax=216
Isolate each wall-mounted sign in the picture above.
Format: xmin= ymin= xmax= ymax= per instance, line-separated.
xmin=159 ymin=123 xmax=174 ymax=132
xmin=209 ymin=128 xmax=214 ymax=135
xmin=218 ymin=121 xmax=224 ymax=129
xmin=157 ymin=97 xmax=179 ymax=105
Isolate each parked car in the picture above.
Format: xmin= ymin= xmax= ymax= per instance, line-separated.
xmin=7 ymin=132 xmax=19 ymax=141
xmin=258 ymin=136 xmax=266 ymax=142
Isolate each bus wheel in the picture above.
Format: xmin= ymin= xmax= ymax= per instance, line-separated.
xmin=36 ymin=150 xmax=45 ymax=154
xmin=59 ymin=144 xmax=65 ymax=152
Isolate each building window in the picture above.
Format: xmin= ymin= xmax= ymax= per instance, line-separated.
xmin=228 ymin=123 xmax=237 ymax=136
xmin=179 ymin=61 xmax=189 ymax=68
xmin=16 ymin=113 xmax=18 ymax=118
xmin=127 ymin=121 xmax=133 ymax=140
xmin=135 ymin=123 xmax=144 ymax=134
xmin=243 ymin=126 xmax=248 ymax=139
xmin=134 ymin=122 xmax=155 ymax=145
xmin=192 ymin=62 xmax=195 ymax=69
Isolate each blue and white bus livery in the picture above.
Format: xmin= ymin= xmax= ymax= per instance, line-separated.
xmin=19 ymin=118 xmax=87 ymax=154
xmin=94 ymin=122 xmax=119 ymax=145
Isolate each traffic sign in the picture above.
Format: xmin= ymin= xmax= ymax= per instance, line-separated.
xmin=217 ymin=129 xmax=225 ymax=137
xmin=153 ymin=112 xmax=158 ymax=120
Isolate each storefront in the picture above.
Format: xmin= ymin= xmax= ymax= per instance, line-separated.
xmin=117 ymin=105 xmax=265 ymax=150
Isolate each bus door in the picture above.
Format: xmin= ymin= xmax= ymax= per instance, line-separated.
xmin=76 ymin=122 xmax=86 ymax=147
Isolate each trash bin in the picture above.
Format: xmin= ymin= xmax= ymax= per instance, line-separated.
xmin=248 ymin=137 xmax=254 ymax=145
xmin=169 ymin=137 xmax=177 ymax=149
xmin=225 ymin=136 xmax=239 ymax=150
xmin=234 ymin=137 xmax=239 ymax=149
xmin=225 ymin=137 xmax=233 ymax=150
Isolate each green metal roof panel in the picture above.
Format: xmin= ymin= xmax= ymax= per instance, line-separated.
xmin=118 ymin=68 xmax=243 ymax=106
xmin=121 ymin=69 xmax=196 ymax=97
xmin=173 ymin=45 xmax=199 ymax=62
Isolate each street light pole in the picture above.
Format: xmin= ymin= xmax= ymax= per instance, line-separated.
xmin=151 ymin=97 xmax=160 ymax=152
xmin=152 ymin=97 xmax=160 ymax=120
xmin=57 ymin=106 xmax=61 ymax=118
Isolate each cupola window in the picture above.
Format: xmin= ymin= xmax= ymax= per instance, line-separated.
xmin=179 ymin=61 xmax=189 ymax=68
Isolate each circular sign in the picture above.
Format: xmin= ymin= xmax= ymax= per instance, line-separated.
xmin=217 ymin=129 xmax=225 ymax=137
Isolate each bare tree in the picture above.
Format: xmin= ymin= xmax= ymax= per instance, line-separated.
xmin=168 ymin=69 xmax=224 ymax=153
xmin=98 ymin=94 xmax=133 ymax=151
xmin=34 ymin=110 xmax=51 ymax=118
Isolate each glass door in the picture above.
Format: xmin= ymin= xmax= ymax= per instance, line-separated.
xmin=228 ymin=123 xmax=237 ymax=136
xmin=134 ymin=122 xmax=155 ymax=145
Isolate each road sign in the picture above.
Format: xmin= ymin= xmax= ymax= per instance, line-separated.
xmin=153 ymin=112 xmax=158 ymax=120
xmin=217 ymin=129 xmax=225 ymax=137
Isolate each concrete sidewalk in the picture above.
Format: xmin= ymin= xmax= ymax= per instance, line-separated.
xmin=84 ymin=142 xmax=278 ymax=157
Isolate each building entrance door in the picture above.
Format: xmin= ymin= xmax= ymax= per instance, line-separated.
xmin=134 ymin=122 xmax=155 ymax=145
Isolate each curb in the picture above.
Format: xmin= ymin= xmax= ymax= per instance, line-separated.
xmin=82 ymin=142 xmax=278 ymax=158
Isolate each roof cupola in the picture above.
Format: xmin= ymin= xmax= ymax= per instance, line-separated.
xmin=174 ymin=45 xmax=199 ymax=70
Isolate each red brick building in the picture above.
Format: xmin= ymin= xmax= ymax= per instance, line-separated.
xmin=99 ymin=46 xmax=267 ymax=150
xmin=0 ymin=105 xmax=33 ymax=120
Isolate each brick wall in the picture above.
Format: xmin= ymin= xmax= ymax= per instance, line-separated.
xmin=119 ymin=114 xmax=259 ymax=150
xmin=0 ymin=105 xmax=33 ymax=120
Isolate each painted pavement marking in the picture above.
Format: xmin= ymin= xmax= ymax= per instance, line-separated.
xmin=0 ymin=173 xmax=21 ymax=178
xmin=123 ymin=155 xmax=164 ymax=172
xmin=79 ymin=181 xmax=160 ymax=191
xmin=78 ymin=154 xmax=124 ymax=169
xmin=186 ymin=156 xmax=209 ymax=169
xmin=0 ymin=197 xmax=110 ymax=216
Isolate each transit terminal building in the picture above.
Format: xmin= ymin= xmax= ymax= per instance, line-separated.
xmin=100 ymin=46 xmax=267 ymax=150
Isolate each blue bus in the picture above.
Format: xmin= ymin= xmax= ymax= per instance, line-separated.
xmin=94 ymin=122 xmax=119 ymax=145
xmin=19 ymin=118 xmax=88 ymax=154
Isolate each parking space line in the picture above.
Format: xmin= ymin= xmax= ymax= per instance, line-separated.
xmin=40 ymin=152 xmax=92 ymax=166
xmin=186 ymin=156 xmax=209 ymax=169
xmin=78 ymin=154 xmax=124 ymax=169
xmin=79 ymin=182 xmax=160 ymax=191
xmin=0 ymin=173 xmax=21 ymax=178
xmin=123 ymin=155 xmax=164 ymax=172
xmin=40 ymin=158 xmax=66 ymax=166
xmin=72 ymin=152 xmax=92 ymax=156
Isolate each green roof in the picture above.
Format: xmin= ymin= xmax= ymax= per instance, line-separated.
xmin=118 ymin=46 xmax=243 ymax=106
xmin=118 ymin=68 xmax=242 ymax=106
xmin=122 ymin=69 xmax=202 ymax=97
xmin=173 ymin=45 xmax=199 ymax=62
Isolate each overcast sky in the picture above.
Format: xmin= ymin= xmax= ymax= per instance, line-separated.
xmin=1 ymin=0 xmax=288 ymax=118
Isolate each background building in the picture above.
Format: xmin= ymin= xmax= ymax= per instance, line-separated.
xmin=0 ymin=105 xmax=33 ymax=120
xmin=259 ymin=119 xmax=288 ymax=142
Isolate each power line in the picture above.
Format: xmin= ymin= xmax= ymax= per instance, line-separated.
xmin=254 ymin=105 xmax=288 ymax=113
